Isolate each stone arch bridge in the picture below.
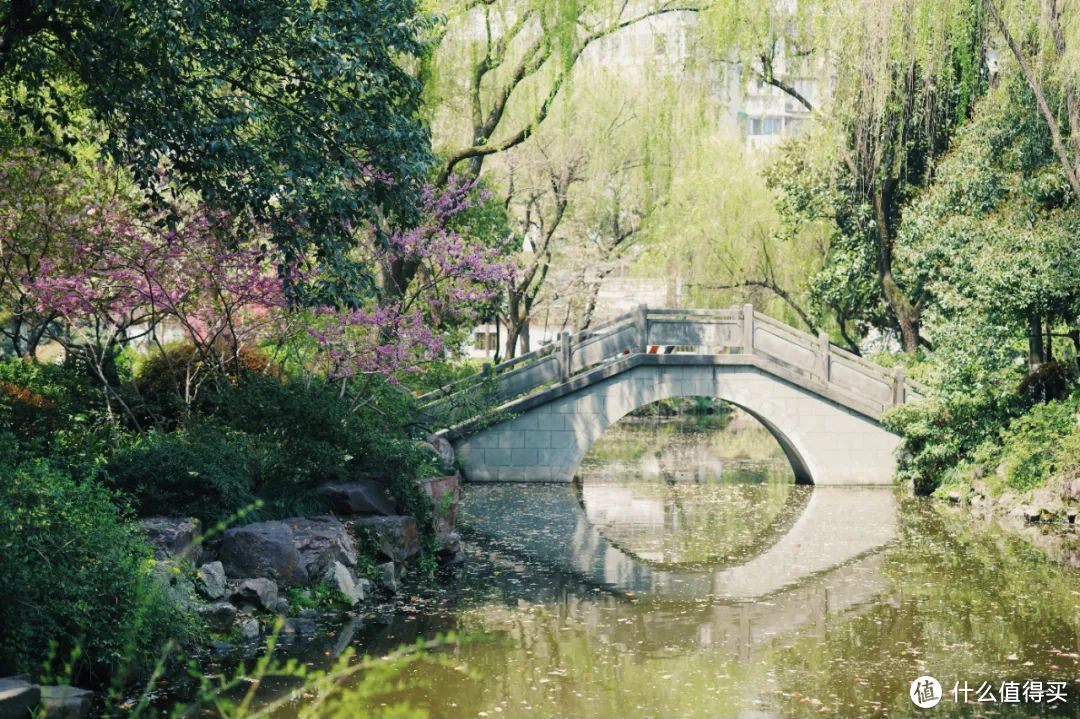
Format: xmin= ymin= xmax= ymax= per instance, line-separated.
xmin=420 ymin=306 xmax=924 ymax=485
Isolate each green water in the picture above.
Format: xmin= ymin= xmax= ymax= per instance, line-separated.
xmin=266 ymin=414 xmax=1080 ymax=717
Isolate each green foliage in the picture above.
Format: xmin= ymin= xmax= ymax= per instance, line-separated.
xmin=0 ymin=357 xmax=117 ymax=475
xmin=1 ymin=0 xmax=434 ymax=286
xmin=991 ymin=396 xmax=1080 ymax=491
xmin=0 ymin=459 xmax=188 ymax=683
xmin=883 ymin=390 xmax=1019 ymax=496
xmin=105 ymin=425 xmax=259 ymax=524
xmin=284 ymin=580 xmax=355 ymax=614
xmin=139 ymin=632 xmax=458 ymax=719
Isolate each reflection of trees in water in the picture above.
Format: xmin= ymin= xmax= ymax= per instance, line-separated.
xmin=577 ymin=478 xmax=811 ymax=569
xmin=581 ymin=410 xmax=789 ymax=475
xmin=577 ymin=411 xmax=802 ymax=568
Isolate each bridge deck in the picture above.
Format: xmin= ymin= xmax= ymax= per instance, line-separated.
xmin=422 ymin=305 xmax=925 ymax=437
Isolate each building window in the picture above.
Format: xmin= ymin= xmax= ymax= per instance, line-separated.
xmin=475 ymin=331 xmax=499 ymax=351
xmin=749 ymin=116 xmax=783 ymax=136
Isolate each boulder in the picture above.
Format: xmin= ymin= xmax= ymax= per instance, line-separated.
xmin=1065 ymin=478 xmax=1080 ymax=502
xmin=151 ymin=560 xmax=198 ymax=612
xmin=0 ymin=677 xmax=40 ymax=719
xmin=196 ymin=602 xmax=238 ymax=633
xmin=316 ymin=481 xmax=396 ymax=516
xmin=208 ymin=640 xmax=236 ymax=657
xmin=350 ymin=516 xmax=420 ymax=563
xmin=38 ymin=686 xmax=92 ymax=719
xmin=285 ymin=517 xmax=358 ymax=578
xmin=220 ymin=521 xmax=307 ymax=585
xmin=417 ymin=475 xmax=461 ymax=536
xmin=195 ymin=561 xmax=227 ymax=600
xmin=377 ymin=561 xmax=398 ymax=594
xmin=229 ymin=578 xmax=279 ymax=610
xmin=268 ymin=597 xmax=290 ymax=616
xmin=423 ymin=433 xmax=456 ymax=470
xmin=283 ymin=610 xmax=318 ymax=637
xmin=236 ymin=617 xmax=260 ymax=640
xmin=140 ymin=517 xmax=202 ymax=562
xmin=323 ymin=561 xmax=365 ymax=605
xmin=436 ymin=531 xmax=462 ymax=556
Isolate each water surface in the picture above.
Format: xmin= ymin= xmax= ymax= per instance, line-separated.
xmin=263 ymin=412 xmax=1080 ymax=717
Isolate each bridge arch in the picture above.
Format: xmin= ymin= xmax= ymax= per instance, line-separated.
xmin=452 ymin=362 xmax=902 ymax=485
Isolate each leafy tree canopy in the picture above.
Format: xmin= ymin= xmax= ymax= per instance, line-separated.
xmin=0 ymin=0 xmax=434 ymax=294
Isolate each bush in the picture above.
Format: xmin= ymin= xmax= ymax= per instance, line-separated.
xmin=105 ymin=424 xmax=257 ymax=524
xmin=988 ymin=394 xmax=1079 ymax=491
xmin=200 ymin=374 xmax=435 ymax=524
xmin=131 ymin=343 xmax=283 ymax=427
xmin=0 ymin=357 xmax=117 ymax=475
xmin=106 ymin=374 xmax=436 ymax=527
xmin=883 ymin=391 xmax=1018 ymax=495
xmin=0 ymin=460 xmax=188 ymax=683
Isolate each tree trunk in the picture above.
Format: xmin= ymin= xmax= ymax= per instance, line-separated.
xmin=1028 ymin=312 xmax=1046 ymax=369
xmin=873 ymin=182 xmax=921 ymax=352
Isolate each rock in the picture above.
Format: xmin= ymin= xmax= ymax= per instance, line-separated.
xmin=140 ymin=517 xmax=202 ymax=562
xmin=283 ymin=614 xmax=318 ymax=637
xmin=209 ymin=640 xmax=236 ymax=657
xmin=436 ymin=531 xmax=462 ymax=556
xmin=0 ymin=677 xmax=40 ymax=719
xmin=423 ymin=433 xmax=456 ymax=470
xmin=196 ymin=602 xmax=238 ymax=633
xmin=236 ymin=617 xmax=260 ymax=640
xmin=195 ymin=561 xmax=226 ymax=600
xmin=317 ymin=481 xmax=396 ymax=516
xmin=1065 ymin=478 xmax=1080 ymax=502
xmin=151 ymin=560 xmax=198 ymax=612
xmin=220 ymin=521 xmax=307 ymax=585
xmin=229 ymin=578 xmax=279 ymax=610
xmin=323 ymin=561 xmax=365 ymax=605
xmin=417 ymin=474 xmax=461 ymax=535
xmin=1029 ymin=487 xmax=1065 ymax=521
xmin=268 ymin=597 xmax=290 ymax=616
xmin=377 ymin=561 xmax=398 ymax=593
xmin=285 ymin=517 xmax=358 ymax=578
xmin=350 ymin=516 xmax=420 ymax=563
xmin=946 ymin=490 xmax=962 ymax=504
xmin=38 ymin=686 xmax=92 ymax=719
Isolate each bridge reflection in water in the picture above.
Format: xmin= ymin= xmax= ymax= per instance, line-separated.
xmin=460 ymin=482 xmax=898 ymax=659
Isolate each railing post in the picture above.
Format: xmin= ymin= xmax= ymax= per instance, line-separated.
xmin=559 ymin=330 xmax=571 ymax=381
xmin=741 ymin=304 xmax=754 ymax=354
xmin=892 ymin=367 xmax=906 ymax=406
xmin=817 ymin=332 xmax=831 ymax=383
xmin=635 ymin=304 xmax=648 ymax=352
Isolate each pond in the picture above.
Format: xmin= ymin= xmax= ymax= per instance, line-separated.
xmin=219 ymin=408 xmax=1080 ymax=717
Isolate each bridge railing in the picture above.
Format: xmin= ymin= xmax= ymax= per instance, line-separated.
xmin=418 ymin=304 xmax=926 ymax=420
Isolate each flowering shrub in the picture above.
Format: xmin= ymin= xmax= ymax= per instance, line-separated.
xmin=2 ymin=150 xmax=514 ymax=402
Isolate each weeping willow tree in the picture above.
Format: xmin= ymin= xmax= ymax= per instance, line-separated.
xmin=424 ymin=0 xmax=708 ymax=183
xmin=983 ymin=0 xmax=1080 ymax=203
xmin=703 ymin=0 xmax=990 ymax=352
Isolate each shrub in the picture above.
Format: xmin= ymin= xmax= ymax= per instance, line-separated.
xmin=0 ymin=357 xmax=117 ymax=475
xmin=201 ymin=374 xmax=434 ymax=524
xmin=132 ymin=343 xmax=283 ymax=427
xmin=105 ymin=424 xmax=257 ymax=524
xmin=0 ymin=460 xmax=188 ymax=683
xmin=992 ymin=394 xmax=1079 ymax=491
xmin=883 ymin=391 xmax=1018 ymax=495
